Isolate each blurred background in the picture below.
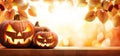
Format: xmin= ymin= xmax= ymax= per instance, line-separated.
xmin=0 ymin=0 xmax=120 ymax=47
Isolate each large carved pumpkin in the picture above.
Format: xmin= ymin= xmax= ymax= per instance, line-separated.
xmin=0 ymin=14 xmax=34 ymax=48
xmin=33 ymin=32 xmax=58 ymax=49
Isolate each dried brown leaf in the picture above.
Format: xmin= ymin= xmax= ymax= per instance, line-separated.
xmin=102 ymin=1 xmax=113 ymax=11
xmin=96 ymin=9 xmax=108 ymax=23
xmin=109 ymin=7 xmax=118 ymax=16
xmin=85 ymin=10 xmax=96 ymax=22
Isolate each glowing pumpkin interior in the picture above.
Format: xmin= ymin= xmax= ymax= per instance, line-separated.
xmin=4 ymin=24 xmax=33 ymax=44
xmin=36 ymin=35 xmax=55 ymax=47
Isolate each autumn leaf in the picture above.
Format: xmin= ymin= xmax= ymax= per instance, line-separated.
xmin=5 ymin=9 xmax=15 ymax=20
xmin=28 ymin=6 xmax=37 ymax=17
xmin=18 ymin=9 xmax=28 ymax=19
xmin=109 ymin=7 xmax=118 ymax=16
xmin=13 ymin=0 xmax=23 ymax=4
xmin=18 ymin=3 xmax=29 ymax=10
xmin=115 ymin=0 xmax=120 ymax=5
xmin=102 ymin=1 xmax=113 ymax=11
xmin=96 ymin=9 xmax=108 ymax=24
xmin=85 ymin=10 xmax=96 ymax=22
xmin=78 ymin=0 xmax=88 ymax=7
xmin=89 ymin=0 xmax=101 ymax=8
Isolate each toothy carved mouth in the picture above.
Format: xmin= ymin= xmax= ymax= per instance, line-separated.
xmin=5 ymin=35 xmax=33 ymax=44
xmin=36 ymin=41 xmax=54 ymax=47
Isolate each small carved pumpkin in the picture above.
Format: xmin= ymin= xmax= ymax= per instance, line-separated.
xmin=0 ymin=14 xmax=34 ymax=48
xmin=33 ymin=32 xmax=58 ymax=49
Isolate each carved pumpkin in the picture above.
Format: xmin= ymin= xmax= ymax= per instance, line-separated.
xmin=33 ymin=32 xmax=58 ymax=49
xmin=34 ymin=21 xmax=50 ymax=33
xmin=0 ymin=14 xmax=34 ymax=48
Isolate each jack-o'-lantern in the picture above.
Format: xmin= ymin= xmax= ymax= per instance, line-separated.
xmin=34 ymin=21 xmax=50 ymax=33
xmin=0 ymin=14 xmax=34 ymax=48
xmin=33 ymin=32 xmax=58 ymax=49
xmin=28 ymin=21 xmax=51 ymax=48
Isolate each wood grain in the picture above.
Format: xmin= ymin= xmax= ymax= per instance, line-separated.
xmin=0 ymin=47 xmax=120 ymax=56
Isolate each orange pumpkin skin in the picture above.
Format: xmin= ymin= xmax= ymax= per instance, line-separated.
xmin=35 ymin=27 xmax=50 ymax=33
xmin=34 ymin=21 xmax=50 ymax=33
xmin=0 ymin=19 xmax=34 ymax=48
xmin=28 ymin=21 xmax=51 ymax=48
xmin=33 ymin=32 xmax=58 ymax=49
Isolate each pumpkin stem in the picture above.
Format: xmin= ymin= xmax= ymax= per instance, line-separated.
xmin=14 ymin=14 xmax=20 ymax=20
xmin=35 ymin=21 xmax=40 ymax=27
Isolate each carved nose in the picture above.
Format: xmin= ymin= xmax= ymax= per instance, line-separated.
xmin=44 ymin=39 xmax=47 ymax=42
xmin=17 ymin=32 xmax=22 ymax=36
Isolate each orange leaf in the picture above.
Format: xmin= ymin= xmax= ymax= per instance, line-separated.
xmin=102 ymin=1 xmax=113 ymax=11
xmin=78 ymin=0 xmax=88 ymax=7
xmin=18 ymin=9 xmax=28 ymax=19
xmin=13 ymin=0 xmax=23 ymax=4
xmin=109 ymin=7 xmax=118 ymax=17
xmin=5 ymin=9 xmax=15 ymax=20
xmin=96 ymin=9 xmax=108 ymax=24
xmin=85 ymin=10 xmax=96 ymax=22
xmin=89 ymin=0 xmax=101 ymax=7
xmin=7 ymin=3 xmax=13 ymax=10
xmin=28 ymin=6 xmax=37 ymax=17
xmin=18 ymin=3 xmax=29 ymax=10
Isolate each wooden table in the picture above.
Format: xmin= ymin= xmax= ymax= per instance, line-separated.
xmin=0 ymin=47 xmax=120 ymax=56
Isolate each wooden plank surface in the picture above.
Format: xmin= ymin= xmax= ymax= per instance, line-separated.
xmin=0 ymin=47 xmax=120 ymax=56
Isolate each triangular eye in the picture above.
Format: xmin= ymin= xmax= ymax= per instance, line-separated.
xmin=48 ymin=35 xmax=53 ymax=39
xmin=23 ymin=25 xmax=31 ymax=32
xmin=38 ymin=35 xmax=42 ymax=39
xmin=6 ymin=24 xmax=16 ymax=32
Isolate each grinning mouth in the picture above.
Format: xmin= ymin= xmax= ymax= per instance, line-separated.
xmin=5 ymin=35 xmax=33 ymax=44
xmin=36 ymin=41 xmax=54 ymax=47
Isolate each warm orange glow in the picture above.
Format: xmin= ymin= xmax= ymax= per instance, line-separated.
xmin=104 ymin=19 xmax=114 ymax=32
xmin=61 ymin=38 xmax=69 ymax=46
xmin=17 ymin=32 xmax=22 ymax=36
xmin=48 ymin=35 xmax=53 ymax=39
xmin=101 ymin=38 xmax=110 ymax=47
xmin=36 ymin=40 xmax=55 ymax=47
xmin=6 ymin=24 xmax=16 ymax=32
xmin=4 ymin=34 xmax=33 ymax=44
xmin=20 ymin=0 xmax=115 ymax=47
xmin=23 ymin=25 xmax=31 ymax=32
xmin=37 ymin=35 xmax=42 ymax=39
